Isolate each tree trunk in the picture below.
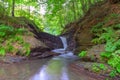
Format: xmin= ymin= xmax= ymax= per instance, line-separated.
xmin=11 ymin=0 xmax=15 ymax=17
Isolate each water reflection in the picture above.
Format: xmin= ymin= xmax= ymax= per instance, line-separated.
xmin=30 ymin=57 xmax=69 ymax=80
xmin=0 ymin=56 xmax=98 ymax=80
xmin=0 ymin=59 xmax=49 ymax=80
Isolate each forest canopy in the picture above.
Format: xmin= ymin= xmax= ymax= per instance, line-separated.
xmin=0 ymin=0 xmax=103 ymax=35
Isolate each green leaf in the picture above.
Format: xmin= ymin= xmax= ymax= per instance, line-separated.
xmin=0 ymin=48 xmax=5 ymax=56
xmin=109 ymin=70 xmax=117 ymax=77
xmin=99 ymin=64 xmax=106 ymax=70
xmin=116 ymin=64 xmax=120 ymax=73
xmin=100 ymin=52 xmax=112 ymax=58
xmin=78 ymin=51 xmax=87 ymax=57
xmin=114 ymin=50 xmax=120 ymax=54
xmin=108 ymin=57 xmax=119 ymax=67
xmin=0 ymin=32 xmax=5 ymax=37
xmin=105 ymin=41 xmax=116 ymax=52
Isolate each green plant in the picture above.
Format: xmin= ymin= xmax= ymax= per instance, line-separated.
xmin=92 ymin=63 xmax=100 ymax=72
xmin=104 ymin=14 xmax=120 ymax=22
xmin=0 ymin=47 xmax=6 ymax=56
xmin=92 ymin=63 xmax=107 ymax=72
xmin=109 ymin=70 xmax=117 ymax=77
xmin=22 ymin=43 xmax=30 ymax=56
xmin=100 ymin=52 xmax=112 ymax=59
xmin=99 ymin=63 xmax=107 ymax=70
xmin=91 ymin=22 xmax=105 ymax=34
xmin=92 ymin=22 xmax=120 ymax=77
xmin=0 ymin=24 xmax=30 ymax=56
xmin=78 ymin=51 xmax=87 ymax=57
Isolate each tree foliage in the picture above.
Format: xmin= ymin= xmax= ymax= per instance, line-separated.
xmin=0 ymin=0 xmax=102 ymax=35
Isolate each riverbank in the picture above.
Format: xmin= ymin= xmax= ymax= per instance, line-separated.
xmin=70 ymin=60 xmax=120 ymax=80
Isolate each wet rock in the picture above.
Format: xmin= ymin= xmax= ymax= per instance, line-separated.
xmin=28 ymin=51 xmax=60 ymax=59
xmin=0 ymin=55 xmax=26 ymax=63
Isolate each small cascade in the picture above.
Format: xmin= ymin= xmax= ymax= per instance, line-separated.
xmin=52 ymin=36 xmax=75 ymax=57
xmin=59 ymin=37 xmax=68 ymax=50
xmin=52 ymin=36 xmax=68 ymax=54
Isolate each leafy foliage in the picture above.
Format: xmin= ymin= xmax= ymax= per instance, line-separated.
xmin=0 ymin=24 xmax=30 ymax=56
xmin=78 ymin=51 xmax=87 ymax=57
xmin=0 ymin=0 xmax=102 ymax=35
xmin=91 ymin=15 xmax=120 ymax=77
xmin=92 ymin=63 xmax=107 ymax=72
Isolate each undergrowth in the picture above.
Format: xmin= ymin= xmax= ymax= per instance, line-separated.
xmin=91 ymin=13 xmax=120 ymax=77
xmin=0 ymin=24 xmax=30 ymax=56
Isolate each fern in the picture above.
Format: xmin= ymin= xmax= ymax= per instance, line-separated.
xmin=100 ymin=52 xmax=112 ymax=58
xmin=0 ymin=24 xmax=31 ymax=56
xmin=114 ymin=24 xmax=120 ymax=29
xmin=0 ymin=47 xmax=6 ymax=56
xmin=92 ymin=23 xmax=120 ymax=77
xmin=78 ymin=51 xmax=87 ymax=58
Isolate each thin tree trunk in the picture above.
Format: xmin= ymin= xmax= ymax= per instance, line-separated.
xmin=11 ymin=0 xmax=15 ymax=17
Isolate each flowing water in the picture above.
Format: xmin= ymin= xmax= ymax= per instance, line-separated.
xmin=52 ymin=37 xmax=68 ymax=54
xmin=29 ymin=37 xmax=95 ymax=80
xmin=0 ymin=37 xmax=98 ymax=80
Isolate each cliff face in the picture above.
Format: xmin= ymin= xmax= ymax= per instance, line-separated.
xmin=62 ymin=1 xmax=120 ymax=54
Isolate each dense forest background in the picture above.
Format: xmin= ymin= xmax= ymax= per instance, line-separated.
xmin=0 ymin=0 xmax=103 ymax=35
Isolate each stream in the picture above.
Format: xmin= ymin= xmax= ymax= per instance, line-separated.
xmin=0 ymin=37 xmax=97 ymax=80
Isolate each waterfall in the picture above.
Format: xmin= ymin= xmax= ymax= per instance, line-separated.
xmin=52 ymin=36 xmax=74 ymax=56
xmin=59 ymin=37 xmax=67 ymax=50
xmin=52 ymin=36 xmax=68 ymax=54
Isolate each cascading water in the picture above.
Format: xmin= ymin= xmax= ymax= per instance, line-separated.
xmin=51 ymin=37 xmax=68 ymax=54
xmin=30 ymin=36 xmax=77 ymax=80
xmin=60 ymin=37 xmax=68 ymax=50
xmin=52 ymin=36 xmax=74 ymax=56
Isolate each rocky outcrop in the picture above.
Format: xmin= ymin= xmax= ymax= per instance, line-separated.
xmin=0 ymin=16 xmax=63 ymax=60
